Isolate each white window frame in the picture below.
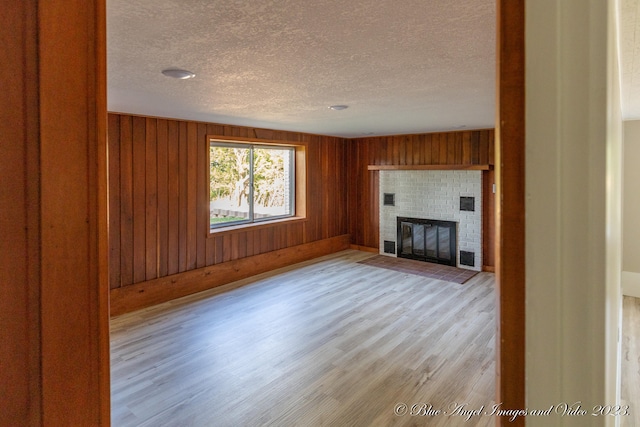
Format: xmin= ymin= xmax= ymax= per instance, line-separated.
xmin=209 ymin=140 xmax=295 ymax=230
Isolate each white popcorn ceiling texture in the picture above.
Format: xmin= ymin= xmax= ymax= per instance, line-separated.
xmin=107 ymin=0 xmax=496 ymax=137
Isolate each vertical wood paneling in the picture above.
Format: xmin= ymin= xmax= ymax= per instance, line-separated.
xmin=157 ymin=119 xmax=169 ymax=278
xmin=230 ymin=233 xmax=239 ymax=260
xmin=447 ymin=133 xmax=456 ymax=164
xmin=144 ymin=118 xmax=157 ymax=280
xmin=37 ymin=0 xmax=110 ymax=422
xmin=196 ymin=123 xmax=207 ymax=268
xmin=347 ymin=141 xmax=357 ymax=244
xmin=178 ymin=122 xmax=188 ymax=272
xmin=488 ymin=129 xmax=495 ymax=165
xmin=423 ymin=134 xmax=432 ymax=164
xmin=339 ymin=140 xmax=348 ymax=235
xmin=186 ymin=122 xmax=198 ymax=270
xmin=108 ymin=114 xmax=121 ymax=289
xmin=462 ymin=132 xmax=472 ymax=164
xmin=132 ymin=116 xmax=146 ymax=284
xmin=1 ymin=4 xmax=41 ymax=421
xmin=412 ymin=137 xmax=421 ymax=165
xmin=432 ymin=134 xmax=441 ymax=163
xmin=438 ymin=134 xmax=448 ymax=164
xmin=214 ymin=236 xmax=223 ymax=264
xmin=244 ymin=230 xmax=254 ymax=258
xmin=219 ymin=234 xmax=231 ymax=262
xmin=206 ymin=238 xmax=216 ymax=265
xmin=119 ymin=116 xmax=134 ymax=286
xmin=479 ymin=130 xmax=489 ymax=165
xmin=258 ymin=228 xmax=268 ymax=255
xmin=110 ymin=120 xmax=493 ymax=293
xmin=167 ymin=120 xmax=180 ymax=275
xmin=471 ymin=131 xmax=480 ymax=164
xmin=322 ymin=138 xmax=331 ymax=239
xmin=308 ymin=136 xmax=322 ymax=242
xmin=496 ymin=0 xmax=525 ymax=420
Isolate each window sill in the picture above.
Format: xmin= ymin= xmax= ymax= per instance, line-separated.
xmin=208 ymin=216 xmax=307 ymax=238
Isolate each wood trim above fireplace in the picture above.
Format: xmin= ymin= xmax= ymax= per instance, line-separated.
xmin=368 ymin=164 xmax=492 ymax=171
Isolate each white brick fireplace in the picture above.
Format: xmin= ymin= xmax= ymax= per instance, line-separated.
xmin=379 ymin=170 xmax=482 ymax=271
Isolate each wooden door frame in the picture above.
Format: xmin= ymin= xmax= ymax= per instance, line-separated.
xmin=495 ymin=1 xmax=526 ymax=424
xmin=92 ymin=0 xmax=530 ymax=424
xmin=39 ymin=0 xmax=111 ymax=424
xmin=0 ymin=0 xmax=525 ymax=424
xmin=0 ymin=0 xmax=110 ymax=425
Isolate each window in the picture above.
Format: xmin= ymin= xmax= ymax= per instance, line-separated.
xmin=209 ymin=140 xmax=295 ymax=229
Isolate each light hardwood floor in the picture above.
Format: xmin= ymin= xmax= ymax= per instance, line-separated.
xmin=111 ymin=250 xmax=496 ymax=426
xmin=622 ymin=296 xmax=640 ymax=427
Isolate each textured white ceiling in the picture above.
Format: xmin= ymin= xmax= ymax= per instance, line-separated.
xmin=621 ymin=0 xmax=640 ymax=120
xmin=107 ymin=0 xmax=496 ymax=137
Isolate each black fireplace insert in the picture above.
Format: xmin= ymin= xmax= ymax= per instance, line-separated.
xmin=397 ymin=217 xmax=457 ymax=266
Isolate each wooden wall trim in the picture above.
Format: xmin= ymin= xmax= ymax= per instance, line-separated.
xmin=110 ymin=234 xmax=351 ymax=316
xmin=38 ymin=0 xmax=110 ymax=424
xmin=1 ymin=1 xmax=42 ymax=424
xmin=496 ymin=0 xmax=525 ymax=424
xmin=349 ymin=244 xmax=378 ymax=253
xmin=368 ymin=164 xmax=492 ymax=171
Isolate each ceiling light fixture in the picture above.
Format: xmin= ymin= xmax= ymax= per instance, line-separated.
xmin=328 ymin=105 xmax=348 ymax=111
xmin=161 ymin=68 xmax=196 ymax=79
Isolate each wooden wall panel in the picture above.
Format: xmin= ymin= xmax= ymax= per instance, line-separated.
xmin=132 ymin=116 xmax=146 ymax=284
xmin=108 ymin=113 xmax=349 ymax=294
xmin=167 ymin=120 xmax=180 ymax=276
xmin=496 ymin=0 xmax=525 ymax=422
xmin=108 ymin=114 xmax=121 ymax=289
xmin=108 ymin=115 xmax=492 ymax=308
xmin=110 ymin=234 xmax=351 ymax=315
xmin=347 ymin=129 xmax=495 ymax=263
xmin=157 ymin=119 xmax=169 ymax=278
xmin=196 ymin=123 xmax=208 ymax=269
xmin=145 ymin=118 xmax=157 ymax=281
xmin=1 ymin=3 xmax=41 ymax=422
xmin=178 ymin=121 xmax=188 ymax=272
xmin=186 ymin=122 xmax=198 ymax=271
xmin=38 ymin=0 xmax=111 ymax=423
xmin=119 ymin=116 xmax=134 ymax=287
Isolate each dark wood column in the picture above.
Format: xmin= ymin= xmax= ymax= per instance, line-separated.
xmin=0 ymin=0 xmax=110 ymax=425
xmin=495 ymin=0 xmax=525 ymax=425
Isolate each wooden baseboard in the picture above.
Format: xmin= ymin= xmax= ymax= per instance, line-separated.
xmin=482 ymin=265 xmax=495 ymax=273
xmin=349 ymin=244 xmax=379 ymax=253
xmin=110 ymin=234 xmax=351 ymax=316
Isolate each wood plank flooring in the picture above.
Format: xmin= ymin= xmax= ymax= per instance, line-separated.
xmin=111 ymin=250 xmax=496 ymax=426
xmin=622 ymin=296 xmax=640 ymax=427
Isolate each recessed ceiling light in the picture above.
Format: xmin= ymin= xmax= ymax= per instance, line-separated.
xmin=161 ymin=69 xmax=196 ymax=79
xmin=328 ymin=105 xmax=348 ymax=111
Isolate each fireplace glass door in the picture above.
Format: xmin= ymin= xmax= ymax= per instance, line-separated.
xmin=397 ymin=217 xmax=456 ymax=266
